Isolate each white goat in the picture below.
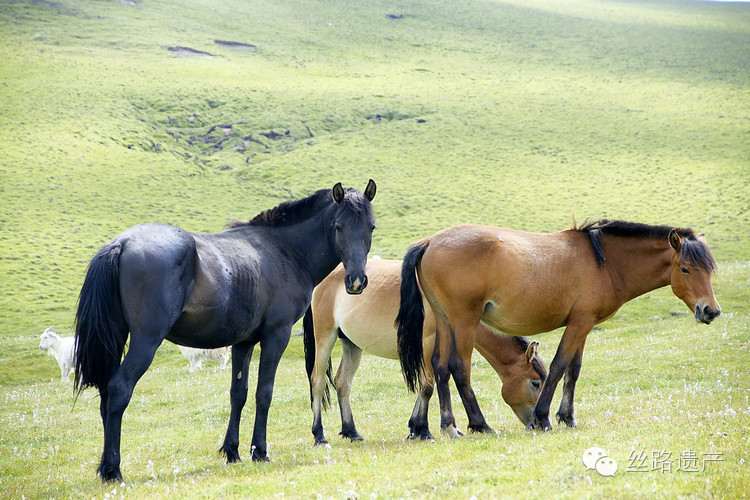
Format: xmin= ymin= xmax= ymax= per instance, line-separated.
xmin=178 ymin=346 xmax=230 ymax=372
xmin=39 ymin=326 xmax=76 ymax=382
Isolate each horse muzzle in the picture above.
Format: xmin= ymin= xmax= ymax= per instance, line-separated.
xmin=695 ymin=303 xmax=721 ymax=324
xmin=345 ymin=274 xmax=368 ymax=295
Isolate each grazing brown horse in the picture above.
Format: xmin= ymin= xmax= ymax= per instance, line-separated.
xmin=397 ymin=220 xmax=720 ymax=433
xmin=304 ymin=259 xmax=547 ymax=443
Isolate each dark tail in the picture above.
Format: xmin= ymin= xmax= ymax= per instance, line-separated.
xmin=303 ymin=306 xmax=332 ymax=410
xmin=396 ymin=241 xmax=429 ymax=393
xmin=74 ymin=242 xmax=129 ymax=395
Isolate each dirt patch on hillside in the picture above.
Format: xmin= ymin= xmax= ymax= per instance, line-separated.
xmin=168 ymin=46 xmax=216 ymax=57
xmin=214 ymin=40 xmax=257 ymax=51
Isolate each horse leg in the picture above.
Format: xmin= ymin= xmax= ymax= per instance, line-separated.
xmin=556 ymin=340 xmax=586 ymax=427
xmin=449 ymin=320 xmax=493 ymax=434
xmin=220 ymin=341 xmax=254 ymax=463
xmin=532 ymin=320 xmax=592 ymax=431
xmin=98 ymin=333 xmax=165 ymax=482
xmin=432 ymin=314 xmax=463 ymax=438
xmin=249 ymin=327 xmax=292 ymax=462
xmin=408 ymin=383 xmax=435 ymax=440
xmin=335 ymin=336 xmax=364 ymax=442
xmin=310 ymin=328 xmax=337 ymax=445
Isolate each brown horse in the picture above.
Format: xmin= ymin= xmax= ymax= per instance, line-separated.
xmin=397 ymin=220 xmax=720 ymax=433
xmin=303 ymin=259 xmax=547 ymax=443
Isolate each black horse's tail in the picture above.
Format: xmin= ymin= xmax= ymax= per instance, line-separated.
xmin=74 ymin=242 xmax=129 ymax=395
xmin=303 ymin=306 xmax=333 ymax=410
xmin=396 ymin=241 xmax=429 ymax=393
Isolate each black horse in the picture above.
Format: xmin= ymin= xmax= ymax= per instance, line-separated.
xmin=74 ymin=181 xmax=377 ymax=482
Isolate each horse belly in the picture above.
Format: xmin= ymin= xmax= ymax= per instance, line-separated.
xmin=482 ymin=300 xmax=567 ymax=336
xmin=335 ymin=304 xmax=399 ymax=359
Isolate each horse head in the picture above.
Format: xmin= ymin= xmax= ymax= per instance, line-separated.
xmin=668 ymin=230 xmax=721 ymax=324
xmin=500 ymin=341 xmax=547 ymax=428
xmin=331 ymin=179 xmax=377 ymax=294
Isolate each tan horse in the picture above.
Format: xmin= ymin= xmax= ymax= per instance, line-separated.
xmin=397 ymin=220 xmax=720 ymax=433
xmin=303 ymin=259 xmax=547 ymax=444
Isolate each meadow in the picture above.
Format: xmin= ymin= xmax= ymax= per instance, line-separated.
xmin=0 ymin=0 xmax=748 ymax=497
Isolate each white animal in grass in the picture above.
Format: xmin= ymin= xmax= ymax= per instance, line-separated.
xmin=178 ymin=346 xmax=230 ymax=372
xmin=39 ymin=326 xmax=76 ymax=382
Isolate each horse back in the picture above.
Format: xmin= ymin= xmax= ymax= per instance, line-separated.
xmin=316 ymin=259 xmax=436 ymax=359
xmin=419 ymin=225 xmax=614 ymax=335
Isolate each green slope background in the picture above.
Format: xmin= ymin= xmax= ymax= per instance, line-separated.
xmin=1 ymin=0 xmax=748 ymax=498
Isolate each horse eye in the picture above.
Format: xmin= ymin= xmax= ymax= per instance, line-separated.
xmin=334 ymin=223 xmax=343 ymax=233
xmin=531 ymin=380 xmax=541 ymax=390
xmin=681 ymin=267 xmax=690 ymax=275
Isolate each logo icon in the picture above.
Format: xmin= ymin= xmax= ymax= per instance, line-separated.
xmin=582 ymin=447 xmax=617 ymax=477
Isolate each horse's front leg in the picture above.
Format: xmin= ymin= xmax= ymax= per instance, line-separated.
xmin=335 ymin=337 xmax=364 ymax=442
xmin=532 ymin=321 xmax=591 ymax=431
xmin=220 ymin=341 xmax=254 ymax=463
xmin=249 ymin=327 xmax=292 ymax=461
xmin=556 ymin=342 xmax=586 ymax=427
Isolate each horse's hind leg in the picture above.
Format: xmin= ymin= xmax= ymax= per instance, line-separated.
xmin=310 ymin=328 xmax=338 ymax=445
xmin=98 ymin=332 xmax=165 ymax=482
xmin=556 ymin=341 xmax=586 ymax=427
xmin=408 ymin=383 xmax=434 ymax=440
xmin=449 ymin=322 xmax=493 ymax=434
xmin=220 ymin=341 xmax=254 ymax=463
xmin=432 ymin=314 xmax=463 ymax=438
xmin=335 ymin=336 xmax=364 ymax=442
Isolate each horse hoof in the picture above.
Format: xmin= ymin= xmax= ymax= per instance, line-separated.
xmin=468 ymin=424 xmax=495 ymax=434
xmin=530 ymin=416 xmax=552 ymax=432
xmin=314 ymin=438 xmax=329 ymax=446
xmin=556 ymin=414 xmax=577 ymax=428
xmin=340 ymin=431 xmax=364 ymax=442
xmin=97 ymin=465 xmax=123 ymax=483
xmin=441 ymin=425 xmax=464 ymax=439
xmin=251 ymin=453 xmax=271 ymax=462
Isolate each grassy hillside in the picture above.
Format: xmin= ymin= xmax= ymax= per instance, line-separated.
xmin=1 ymin=0 xmax=748 ymax=497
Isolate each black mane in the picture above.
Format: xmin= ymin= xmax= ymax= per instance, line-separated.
xmin=574 ymin=219 xmax=716 ymax=272
xmin=228 ymin=187 xmax=374 ymax=229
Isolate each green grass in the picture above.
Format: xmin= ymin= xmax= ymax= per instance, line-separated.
xmin=1 ymin=0 xmax=748 ymax=497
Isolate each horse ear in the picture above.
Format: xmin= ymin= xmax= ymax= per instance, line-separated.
xmin=364 ymin=179 xmax=376 ymax=201
xmin=668 ymin=229 xmax=681 ymax=251
xmin=698 ymin=233 xmax=707 ymax=244
xmin=525 ymin=341 xmax=539 ymax=363
xmin=332 ymin=182 xmax=345 ymax=204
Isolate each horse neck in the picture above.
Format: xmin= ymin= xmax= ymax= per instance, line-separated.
xmin=272 ymin=207 xmax=339 ymax=286
xmin=473 ymin=328 xmax=526 ymax=381
xmin=603 ymin=236 xmax=673 ymax=301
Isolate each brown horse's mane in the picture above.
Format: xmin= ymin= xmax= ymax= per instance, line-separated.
xmin=227 ymin=187 xmax=373 ymax=229
xmin=512 ymin=336 xmax=548 ymax=379
xmin=573 ymin=219 xmax=716 ymax=272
